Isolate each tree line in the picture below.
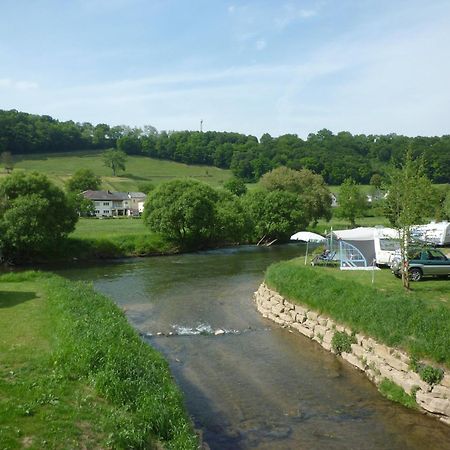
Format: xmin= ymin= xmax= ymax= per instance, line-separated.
xmin=1 ymin=109 xmax=449 ymax=184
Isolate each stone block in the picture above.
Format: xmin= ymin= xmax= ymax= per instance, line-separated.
xmin=304 ymin=319 xmax=317 ymax=330
xmin=441 ymin=374 xmax=450 ymax=389
xmin=294 ymin=305 xmax=308 ymax=315
xmin=342 ymin=352 xmax=366 ymax=371
xmin=389 ymin=370 xmax=421 ymax=395
xmin=361 ymin=337 xmax=376 ymax=352
xmin=323 ymin=330 xmax=334 ymax=344
xmin=314 ymin=324 xmax=328 ymax=337
xmin=416 ymin=391 xmax=450 ymax=417
xmin=373 ymin=343 xmax=392 ymax=360
xmin=306 ymin=310 xmax=319 ymax=321
xmin=289 ymin=310 xmax=298 ymax=321
xmin=350 ymin=344 xmax=366 ymax=359
xmin=279 ymin=313 xmax=293 ymax=323
xmin=272 ymin=294 xmax=285 ymax=304
xmin=431 ymin=385 xmax=450 ymax=398
xmin=378 ymin=363 xmax=393 ymax=380
xmin=291 ymin=322 xmax=314 ymax=338
xmin=383 ymin=354 xmax=410 ymax=373
xmin=321 ymin=340 xmax=332 ymax=351
xmin=326 ymin=318 xmax=336 ymax=330
xmin=317 ymin=316 xmax=328 ymax=326
xmin=284 ymin=300 xmax=294 ymax=311
xmin=271 ymin=304 xmax=284 ymax=315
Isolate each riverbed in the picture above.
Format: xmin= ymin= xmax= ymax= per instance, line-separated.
xmin=54 ymin=245 xmax=450 ymax=449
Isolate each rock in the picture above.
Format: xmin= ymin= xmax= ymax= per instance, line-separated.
xmin=214 ymin=329 xmax=225 ymax=336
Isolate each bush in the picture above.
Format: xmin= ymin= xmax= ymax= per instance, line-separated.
xmin=331 ymin=331 xmax=356 ymax=355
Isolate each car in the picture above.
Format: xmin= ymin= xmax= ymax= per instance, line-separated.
xmin=390 ymin=248 xmax=450 ymax=281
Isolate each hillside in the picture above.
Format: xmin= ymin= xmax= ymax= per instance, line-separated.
xmin=9 ymin=150 xmax=232 ymax=191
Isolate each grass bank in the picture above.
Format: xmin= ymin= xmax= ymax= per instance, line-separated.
xmin=0 ymin=272 xmax=197 ymax=449
xmin=265 ymin=260 xmax=450 ymax=367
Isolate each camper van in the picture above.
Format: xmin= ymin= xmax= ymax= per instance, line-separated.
xmin=411 ymin=221 xmax=450 ymax=246
xmin=331 ymin=227 xmax=400 ymax=266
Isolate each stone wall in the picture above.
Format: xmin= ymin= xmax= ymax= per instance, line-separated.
xmin=254 ymin=283 xmax=450 ymax=426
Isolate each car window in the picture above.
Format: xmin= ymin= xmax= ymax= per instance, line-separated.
xmin=429 ymin=250 xmax=447 ymax=260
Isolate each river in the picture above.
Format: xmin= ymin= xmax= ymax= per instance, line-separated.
xmin=54 ymin=245 xmax=450 ymax=450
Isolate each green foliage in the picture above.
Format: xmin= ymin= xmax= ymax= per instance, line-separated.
xmin=66 ymin=168 xmax=101 ymax=193
xmin=242 ymin=189 xmax=309 ymax=242
xmin=265 ymin=262 xmax=450 ymax=366
xmin=103 ymin=149 xmax=127 ymax=176
xmin=0 ymin=171 xmax=78 ymax=262
xmin=2 ymin=109 xmax=450 ymax=184
xmin=67 ymin=192 xmax=95 ymax=216
xmin=443 ymin=189 xmax=450 ymax=220
xmin=378 ymin=379 xmax=418 ymax=409
xmin=1 ymin=150 xmax=14 ymax=173
xmin=143 ymin=179 xmax=219 ymax=245
xmin=335 ymin=178 xmax=367 ymax=227
xmin=409 ymin=357 xmax=444 ymax=386
xmin=331 ymin=331 xmax=356 ymax=355
xmin=137 ymin=181 xmax=155 ymax=194
xmin=370 ymin=173 xmax=383 ymax=189
xmin=260 ymin=166 xmax=332 ymax=225
xmin=224 ymin=177 xmax=247 ymax=196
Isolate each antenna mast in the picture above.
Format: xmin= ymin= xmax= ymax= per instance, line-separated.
xmin=200 ymin=119 xmax=203 ymax=132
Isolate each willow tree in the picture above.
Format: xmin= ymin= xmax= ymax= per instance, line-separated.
xmin=384 ymin=150 xmax=434 ymax=290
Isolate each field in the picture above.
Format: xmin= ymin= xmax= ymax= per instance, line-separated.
xmin=10 ymin=150 xmax=232 ymax=191
xmin=0 ymin=272 xmax=197 ymax=449
xmin=70 ymin=217 xmax=149 ymax=239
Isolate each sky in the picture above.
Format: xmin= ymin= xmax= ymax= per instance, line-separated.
xmin=1 ymin=0 xmax=450 ymax=138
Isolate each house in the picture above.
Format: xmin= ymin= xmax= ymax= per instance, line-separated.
xmin=82 ymin=190 xmax=146 ymax=218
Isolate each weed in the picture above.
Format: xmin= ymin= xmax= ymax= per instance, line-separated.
xmin=379 ymin=379 xmax=418 ymax=409
xmin=331 ymin=331 xmax=356 ymax=355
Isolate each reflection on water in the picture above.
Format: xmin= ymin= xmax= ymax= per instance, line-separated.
xmin=53 ymin=245 xmax=450 ymax=450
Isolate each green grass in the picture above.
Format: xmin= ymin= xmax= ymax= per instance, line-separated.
xmin=265 ymin=260 xmax=450 ymax=367
xmin=378 ymin=379 xmax=418 ymax=409
xmin=0 ymin=272 xmax=197 ymax=449
xmin=310 ymin=215 xmax=390 ymax=234
xmin=71 ymin=217 xmax=149 ymax=239
xmin=10 ymin=149 xmax=232 ymax=191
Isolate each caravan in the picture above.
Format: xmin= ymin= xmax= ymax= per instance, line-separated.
xmin=331 ymin=227 xmax=400 ymax=266
xmin=411 ymin=221 xmax=450 ymax=246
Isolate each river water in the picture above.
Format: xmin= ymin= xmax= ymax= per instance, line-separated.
xmin=54 ymin=245 xmax=450 ymax=450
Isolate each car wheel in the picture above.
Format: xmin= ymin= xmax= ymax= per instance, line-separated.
xmin=409 ymin=268 xmax=422 ymax=282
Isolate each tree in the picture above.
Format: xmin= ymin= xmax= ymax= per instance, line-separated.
xmin=67 ymin=192 xmax=95 ymax=216
xmin=370 ymin=173 xmax=383 ymax=189
xmin=336 ymin=178 xmax=367 ymax=227
xmin=260 ymin=167 xmax=332 ymax=225
xmin=242 ymin=189 xmax=309 ymax=243
xmin=223 ymin=177 xmax=247 ymax=196
xmin=143 ymin=179 xmax=218 ymax=246
xmin=103 ymin=149 xmax=127 ymax=176
xmin=0 ymin=172 xmax=78 ymax=262
xmin=66 ymin=168 xmax=101 ymax=193
xmin=137 ymin=182 xmax=155 ymax=194
xmin=384 ymin=150 xmax=434 ymax=290
xmin=1 ymin=151 xmax=14 ymax=173
xmin=443 ymin=190 xmax=450 ymax=220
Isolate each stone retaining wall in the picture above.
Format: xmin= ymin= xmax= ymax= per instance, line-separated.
xmin=254 ymin=283 xmax=450 ymax=426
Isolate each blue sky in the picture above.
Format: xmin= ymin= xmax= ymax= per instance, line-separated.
xmin=1 ymin=0 xmax=450 ymax=137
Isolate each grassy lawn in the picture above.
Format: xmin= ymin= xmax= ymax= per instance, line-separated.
xmin=70 ymin=217 xmax=149 ymax=239
xmin=10 ymin=150 xmax=232 ymax=191
xmin=0 ymin=272 xmax=197 ymax=449
xmin=266 ymin=259 xmax=450 ymax=367
xmin=310 ymin=215 xmax=390 ymax=234
xmin=0 ymin=275 xmax=115 ymax=448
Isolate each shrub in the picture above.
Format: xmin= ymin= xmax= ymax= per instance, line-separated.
xmin=331 ymin=331 xmax=356 ymax=355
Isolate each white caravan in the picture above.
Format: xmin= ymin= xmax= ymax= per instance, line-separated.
xmin=331 ymin=227 xmax=400 ymax=266
xmin=411 ymin=221 xmax=450 ymax=246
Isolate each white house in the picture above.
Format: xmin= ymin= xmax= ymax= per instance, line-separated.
xmin=83 ymin=190 xmax=146 ymax=218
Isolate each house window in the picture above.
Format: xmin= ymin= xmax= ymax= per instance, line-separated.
xmin=103 ymin=202 xmax=110 ymax=206
xmin=95 ymin=210 xmax=100 ymax=214
xmin=95 ymin=201 xmax=100 ymax=206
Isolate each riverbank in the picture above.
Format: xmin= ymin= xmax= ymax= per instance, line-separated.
xmin=259 ymin=260 xmax=450 ymax=424
xmin=0 ymin=271 xmax=198 ymax=449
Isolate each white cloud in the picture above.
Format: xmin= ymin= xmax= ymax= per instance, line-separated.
xmin=274 ymin=4 xmax=318 ymax=30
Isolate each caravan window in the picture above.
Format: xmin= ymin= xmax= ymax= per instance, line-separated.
xmin=379 ymin=239 xmax=400 ymax=251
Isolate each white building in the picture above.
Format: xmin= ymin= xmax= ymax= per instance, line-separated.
xmin=83 ymin=190 xmax=146 ymax=218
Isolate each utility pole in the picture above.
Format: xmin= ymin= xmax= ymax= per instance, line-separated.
xmin=200 ymin=119 xmax=203 ymax=132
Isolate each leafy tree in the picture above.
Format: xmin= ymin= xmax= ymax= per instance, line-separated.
xmin=66 ymin=168 xmax=101 ymax=193
xmin=67 ymin=192 xmax=95 ymax=216
xmin=443 ymin=190 xmax=450 ymax=220
xmin=0 ymin=172 xmax=78 ymax=262
xmin=143 ymin=179 xmax=218 ymax=246
xmin=103 ymin=149 xmax=127 ymax=176
xmin=260 ymin=167 xmax=332 ymax=225
xmin=370 ymin=173 xmax=383 ymax=189
xmin=137 ymin=182 xmax=155 ymax=194
xmin=336 ymin=178 xmax=367 ymax=227
xmin=223 ymin=177 xmax=247 ymax=196
xmin=242 ymin=189 xmax=308 ymax=243
xmin=384 ymin=151 xmax=434 ymax=289
xmin=1 ymin=151 xmax=14 ymax=173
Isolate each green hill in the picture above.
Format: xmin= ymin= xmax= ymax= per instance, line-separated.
xmin=9 ymin=150 xmax=232 ymax=191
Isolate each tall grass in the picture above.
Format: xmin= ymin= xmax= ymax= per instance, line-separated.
xmin=265 ymin=262 xmax=450 ymax=367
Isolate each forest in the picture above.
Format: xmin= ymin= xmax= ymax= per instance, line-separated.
xmin=0 ymin=109 xmax=449 ymax=184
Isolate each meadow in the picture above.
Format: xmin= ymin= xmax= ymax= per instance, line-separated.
xmin=11 ymin=149 xmax=232 ymax=191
